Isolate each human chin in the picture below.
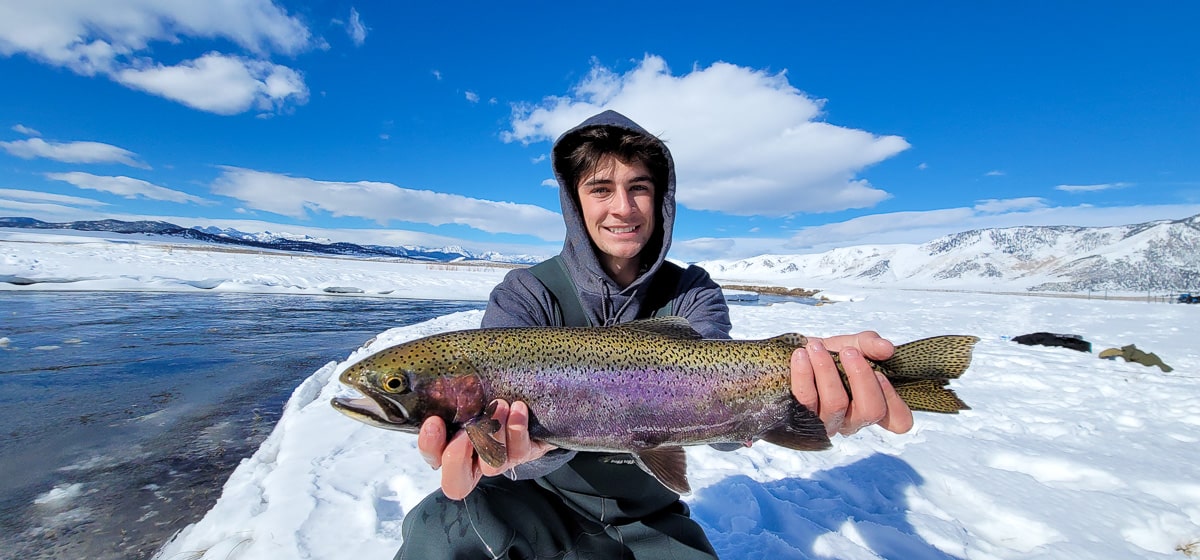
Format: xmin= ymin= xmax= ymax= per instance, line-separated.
xmin=596 ymin=237 xmax=645 ymax=260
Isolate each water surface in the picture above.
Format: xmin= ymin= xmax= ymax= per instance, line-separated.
xmin=0 ymin=291 xmax=483 ymax=559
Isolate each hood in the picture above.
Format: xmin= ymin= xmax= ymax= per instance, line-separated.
xmin=551 ymin=110 xmax=677 ymax=300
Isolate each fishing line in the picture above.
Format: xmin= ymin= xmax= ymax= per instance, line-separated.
xmin=463 ymin=496 xmax=501 ymax=560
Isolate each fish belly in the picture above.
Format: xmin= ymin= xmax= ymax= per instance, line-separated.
xmin=481 ymin=362 xmax=791 ymax=452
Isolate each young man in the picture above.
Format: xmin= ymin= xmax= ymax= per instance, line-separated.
xmin=397 ymin=111 xmax=912 ymax=559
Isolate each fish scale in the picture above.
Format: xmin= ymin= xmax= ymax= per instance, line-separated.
xmin=331 ymin=316 xmax=979 ymax=494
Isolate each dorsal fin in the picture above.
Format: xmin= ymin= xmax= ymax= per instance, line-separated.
xmin=763 ymin=333 xmax=808 ymax=347
xmin=616 ymin=317 xmax=703 ymax=340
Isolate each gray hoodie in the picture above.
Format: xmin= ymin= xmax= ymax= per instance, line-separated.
xmin=482 ymin=110 xmax=731 ymax=337
xmin=481 ymin=110 xmax=732 ymax=481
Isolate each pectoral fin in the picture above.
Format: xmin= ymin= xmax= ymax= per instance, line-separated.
xmin=464 ymin=415 xmax=506 ymax=468
xmin=633 ymin=446 xmax=691 ymax=495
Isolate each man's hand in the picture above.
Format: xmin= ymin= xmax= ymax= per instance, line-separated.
xmin=789 ymin=331 xmax=914 ymax=436
xmin=417 ymin=400 xmax=556 ymax=500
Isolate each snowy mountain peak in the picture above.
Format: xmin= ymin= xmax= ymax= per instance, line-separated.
xmin=699 ymin=213 xmax=1200 ymax=293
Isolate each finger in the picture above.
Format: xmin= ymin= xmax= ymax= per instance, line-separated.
xmin=838 ymin=347 xmax=887 ymax=435
xmin=789 ymin=348 xmax=819 ymax=414
xmin=873 ymin=372 xmax=914 ymax=434
xmin=441 ymin=431 xmax=482 ymax=500
xmin=822 ymin=331 xmax=894 ymax=362
xmin=479 ymin=400 xmax=512 ymax=477
xmin=489 ymin=399 xmax=511 ymax=449
xmin=859 ymin=331 xmax=894 ymax=361
xmin=505 ymin=401 xmax=533 ymax=462
xmin=417 ymin=417 xmax=447 ymax=469
xmin=808 ymin=339 xmax=849 ymax=436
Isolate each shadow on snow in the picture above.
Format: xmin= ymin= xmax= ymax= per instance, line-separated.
xmin=691 ymin=453 xmax=960 ymax=560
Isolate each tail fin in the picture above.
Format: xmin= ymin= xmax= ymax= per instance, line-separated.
xmin=894 ymin=379 xmax=970 ymax=413
xmin=879 ymin=335 xmax=979 ymax=414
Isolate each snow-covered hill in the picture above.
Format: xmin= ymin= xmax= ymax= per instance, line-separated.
xmin=5 ymin=213 xmax=1198 ymax=293
xmin=699 ymin=214 xmax=1200 ymax=293
xmin=0 ymin=218 xmax=544 ymax=265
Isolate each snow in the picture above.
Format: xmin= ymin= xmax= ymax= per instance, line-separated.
xmin=0 ymin=229 xmax=510 ymax=300
xmin=4 ymin=230 xmax=1200 ymax=559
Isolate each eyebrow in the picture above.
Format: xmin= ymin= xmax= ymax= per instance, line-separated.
xmin=581 ymin=174 xmax=654 ymax=186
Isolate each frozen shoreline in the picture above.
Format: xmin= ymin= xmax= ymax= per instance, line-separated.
xmin=5 ymin=229 xmax=1200 ymax=559
xmin=2 ymin=229 xmax=1172 ymax=302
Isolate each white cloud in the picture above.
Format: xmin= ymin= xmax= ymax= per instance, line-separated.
xmin=346 ymin=7 xmax=367 ymax=46
xmin=784 ymin=208 xmax=976 ymax=251
xmin=540 ymin=178 xmax=557 ymax=188
xmin=974 ymin=197 xmax=1047 ymax=213
xmin=1055 ymin=182 xmax=1131 ymax=193
xmin=0 ymin=188 xmax=107 ymax=207
xmin=917 ymin=162 xmax=928 ymax=170
xmin=0 ymin=198 xmax=96 ymax=217
xmin=504 ymin=54 xmax=909 ymax=217
xmin=432 ymin=70 xmax=442 ymax=80
xmin=986 ymin=170 xmax=1005 ymax=176
xmin=115 ymin=52 xmax=307 ymax=115
xmin=465 ymin=91 xmax=480 ymax=103
xmin=45 ymin=171 xmax=212 ymax=205
xmin=0 ymin=1 xmax=312 ymax=114
xmin=12 ymin=124 xmax=41 ymax=137
xmin=210 ymin=167 xmax=565 ymax=240
xmin=0 ymin=138 xmax=148 ymax=168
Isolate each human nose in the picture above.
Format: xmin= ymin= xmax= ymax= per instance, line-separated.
xmin=609 ymin=187 xmax=634 ymax=215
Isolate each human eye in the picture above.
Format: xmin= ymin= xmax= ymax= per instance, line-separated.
xmin=584 ymin=184 xmax=611 ymax=197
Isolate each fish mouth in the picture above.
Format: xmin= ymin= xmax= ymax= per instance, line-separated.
xmin=330 ymin=390 xmax=418 ymax=433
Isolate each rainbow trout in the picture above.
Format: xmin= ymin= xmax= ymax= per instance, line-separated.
xmin=331 ymin=317 xmax=978 ymax=494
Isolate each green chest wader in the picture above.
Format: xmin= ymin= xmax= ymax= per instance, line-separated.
xmin=527 ymin=257 xmax=687 ymax=522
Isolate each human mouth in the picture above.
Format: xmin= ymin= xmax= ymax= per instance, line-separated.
xmin=605 ymin=225 xmax=638 ymax=234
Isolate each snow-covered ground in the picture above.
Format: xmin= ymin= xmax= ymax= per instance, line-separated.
xmin=5 ymin=230 xmax=1199 ymax=559
xmin=0 ymin=229 xmax=511 ymax=300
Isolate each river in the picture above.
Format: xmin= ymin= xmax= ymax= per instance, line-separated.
xmin=0 ymin=291 xmax=484 ymax=560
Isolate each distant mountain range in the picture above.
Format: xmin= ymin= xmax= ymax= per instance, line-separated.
xmin=696 ymin=213 xmax=1200 ymax=293
xmin=4 ymin=214 xmax=1198 ymax=293
xmin=0 ymin=217 xmax=544 ymax=265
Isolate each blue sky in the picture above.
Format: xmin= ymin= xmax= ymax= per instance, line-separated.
xmin=1 ymin=2 xmax=1198 ymax=262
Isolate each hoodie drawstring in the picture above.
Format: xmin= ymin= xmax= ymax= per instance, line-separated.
xmin=600 ymin=276 xmax=641 ymax=327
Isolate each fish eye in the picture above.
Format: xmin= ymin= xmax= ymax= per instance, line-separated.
xmin=383 ymin=376 xmax=406 ymax=393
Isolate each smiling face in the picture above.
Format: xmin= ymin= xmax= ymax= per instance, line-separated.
xmin=576 ymin=155 xmax=656 ymax=287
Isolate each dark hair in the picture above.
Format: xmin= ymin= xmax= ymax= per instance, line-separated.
xmin=558 ymin=125 xmax=669 ymax=268
xmin=558 ymin=126 xmax=669 ymax=197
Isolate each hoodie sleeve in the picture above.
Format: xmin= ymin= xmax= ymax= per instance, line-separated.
xmin=480 ymin=268 xmax=579 ymax=479
xmin=671 ymin=265 xmax=733 ymax=340
xmin=480 ymin=268 xmax=559 ymax=328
